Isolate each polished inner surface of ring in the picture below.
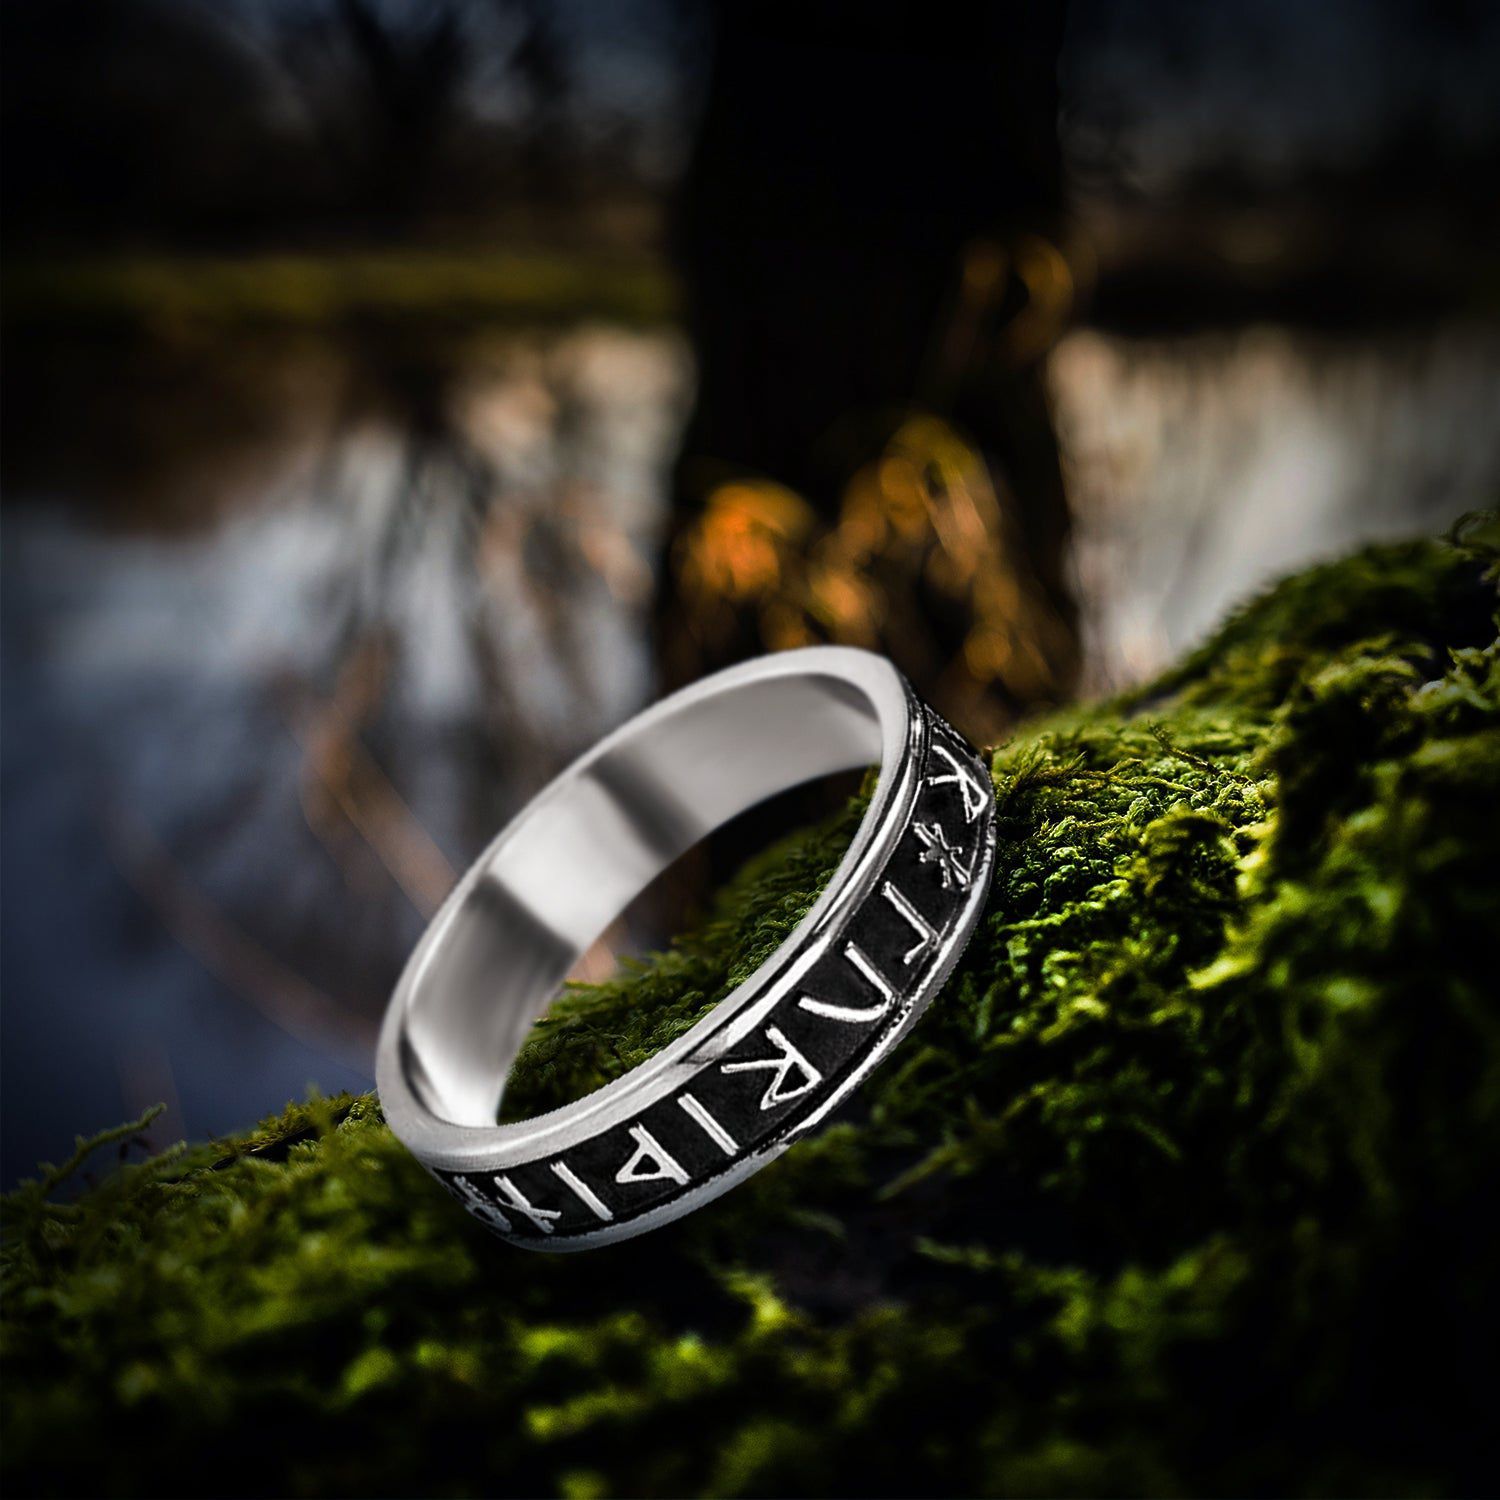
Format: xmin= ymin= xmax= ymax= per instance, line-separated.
xmin=377 ymin=647 xmax=996 ymax=1250
xmin=404 ymin=669 xmax=890 ymax=1128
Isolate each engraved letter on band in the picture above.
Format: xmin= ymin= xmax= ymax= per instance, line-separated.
xmin=798 ymin=943 xmax=895 ymax=1024
xmin=928 ymin=742 xmax=989 ymax=824
xmin=493 ymin=1175 xmax=564 ymax=1235
xmin=915 ymin=820 xmax=973 ymax=891
xmin=722 ymin=1025 xmax=822 ymax=1109
xmin=616 ymin=1124 xmax=690 ymax=1187
xmin=551 ymin=1161 xmax=614 ymax=1221
xmin=446 ymin=1174 xmax=514 ymax=1233
xmin=882 ymin=880 xmax=938 ymax=964
xmin=797 ymin=880 xmax=937 ymax=1025
xmin=679 ymin=1092 xmax=739 ymax=1156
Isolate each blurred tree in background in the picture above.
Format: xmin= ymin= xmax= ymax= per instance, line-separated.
xmin=661 ymin=1 xmax=1079 ymax=743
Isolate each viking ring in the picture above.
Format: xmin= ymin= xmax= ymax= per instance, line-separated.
xmin=377 ymin=647 xmax=997 ymax=1250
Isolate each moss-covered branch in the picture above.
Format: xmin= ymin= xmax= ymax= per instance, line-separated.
xmin=4 ymin=517 xmax=1498 ymax=1498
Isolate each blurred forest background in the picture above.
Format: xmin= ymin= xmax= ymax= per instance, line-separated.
xmin=3 ymin=0 xmax=1498 ymax=1185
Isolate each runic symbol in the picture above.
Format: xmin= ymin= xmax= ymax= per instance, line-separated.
xmin=882 ymin=879 xmax=938 ymax=965
xmin=679 ymin=1092 xmax=738 ymax=1156
xmin=796 ymin=880 xmax=940 ymax=1024
xmin=721 ymin=1024 xmax=822 ymax=1110
xmin=927 ymin=743 xmax=989 ymax=824
xmin=443 ymin=1173 xmax=513 ymax=1234
xmin=551 ymin=1161 xmax=613 ymax=1221
xmin=799 ymin=940 xmax=897 ymax=1025
xmin=615 ymin=1124 xmax=690 ymax=1187
xmin=492 ymin=1174 xmax=563 ymax=1235
xmin=915 ymin=820 xmax=973 ymax=890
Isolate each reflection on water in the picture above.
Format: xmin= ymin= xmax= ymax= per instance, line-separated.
xmin=3 ymin=320 xmax=1497 ymax=1182
xmin=1054 ymin=325 xmax=1500 ymax=691
xmin=1 ymin=327 xmax=690 ymax=1183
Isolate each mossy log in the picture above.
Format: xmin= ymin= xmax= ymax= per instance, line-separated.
xmin=5 ymin=518 xmax=1499 ymax=1498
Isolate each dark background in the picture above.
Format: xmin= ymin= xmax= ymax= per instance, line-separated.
xmin=3 ymin=0 xmax=1498 ymax=1185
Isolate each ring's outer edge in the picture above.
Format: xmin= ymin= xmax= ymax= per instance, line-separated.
xmin=380 ymin=651 xmax=996 ymax=1250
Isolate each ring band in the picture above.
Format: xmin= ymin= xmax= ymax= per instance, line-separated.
xmin=377 ymin=647 xmax=997 ymax=1250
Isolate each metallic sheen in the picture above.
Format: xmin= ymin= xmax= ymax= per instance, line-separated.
xmin=377 ymin=647 xmax=996 ymax=1249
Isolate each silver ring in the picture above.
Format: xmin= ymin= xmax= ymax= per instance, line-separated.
xmin=377 ymin=647 xmax=997 ymax=1250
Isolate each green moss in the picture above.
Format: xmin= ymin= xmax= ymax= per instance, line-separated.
xmin=5 ymin=516 xmax=1499 ymax=1498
